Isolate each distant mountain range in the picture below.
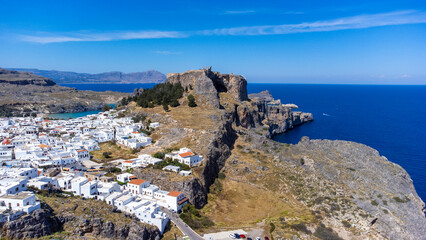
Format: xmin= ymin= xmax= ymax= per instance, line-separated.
xmin=6 ymin=68 xmax=166 ymax=84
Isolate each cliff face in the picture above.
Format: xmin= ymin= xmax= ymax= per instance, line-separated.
xmin=166 ymin=68 xmax=248 ymax=107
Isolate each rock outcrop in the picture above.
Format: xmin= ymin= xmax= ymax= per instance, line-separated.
xmin=166 ymin=67 xmax=248 ymax=107
xmin=0 ymin=209 xmax=60 ymax=239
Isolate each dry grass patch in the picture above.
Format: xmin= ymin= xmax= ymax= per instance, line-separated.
xmin=202 ymin=179 xmax=314 ymax=228
xmin=90 ymin=141 xmax=138 ymax=162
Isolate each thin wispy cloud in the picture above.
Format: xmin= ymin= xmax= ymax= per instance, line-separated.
xmin=19 ymin=30 xmax=186 ymax=44
xmin=223 ymin=10 xmax=256 ymax=15
xmin=200 ymin=10 xmax=426 ymax=36
xmin=18 ymin=10 xmax=426 ymax=43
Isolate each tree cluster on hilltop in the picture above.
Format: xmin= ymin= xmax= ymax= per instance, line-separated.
xmin=121 ymin=82 xmax=184 ymax=108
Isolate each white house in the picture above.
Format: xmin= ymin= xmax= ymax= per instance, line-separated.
xmin=0 ymin=191 xmax=41 ymax=214
xmin=134 ymin=202 xmax=169 ymax=233
xmin=128 ymin=179 xmax=150 ymax=195
xmin=0 ymin=177 xmax=27 ymax=195
xmin=74 ymin=149 xmax=90 ymax=161
xmin=116 ymin=173 xmax=135 ymax=183
xmin=164 ymin=191 xmax=188 ymax=212
xmin=114 ymin=194 xmax=134 ymax=211
xmin=169 ymin=148 xmax=203 ymax=167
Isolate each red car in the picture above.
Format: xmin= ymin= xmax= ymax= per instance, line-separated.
xmin=240 ymin=234 xmax=246 ymax=239
xmin=265 ymin=237 xmax=270 ymax=240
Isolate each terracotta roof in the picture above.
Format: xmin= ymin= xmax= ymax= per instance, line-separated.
xmin=168 ymin=191 xmax=183 ymax=197
xmin=124 ymin=160 xmax=133 ymax=163
xmin=38 ymin=144 xmax=51 ymax=148
xmin=129 ymin=179 xmax=147 ymax=185
xmin=76 ymin=149 xmax=88 ymax=152
xmin=179 ymin=152 xmax=194 ymax=158
xmin=129 ymin=175 xmax=137 ymax=180
xmin=1 ymin=138 xmax=11 ymax=145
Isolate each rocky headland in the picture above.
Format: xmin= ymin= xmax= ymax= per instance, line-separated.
xmin=130 ymin=68 xmax=425 ymax=239
xmin=7 ymin=68 xmax=166 ymax=84
xmin=0 ymin=68 xmax=127 ymax=116
xmin=3 ymin=67 xmax=425 ymax=239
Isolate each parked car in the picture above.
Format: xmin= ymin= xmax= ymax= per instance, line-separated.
xmin=229 ymin=233 xmax=236 ymax=239
xmin=235 ymin=233 xmax=241 ymax=239
xmin=256 ymin=237 xmax=261 ymax=240
xmin=264 ymin=237 xmax=270 ymax=240
xmin=240 ymin=234 xmax=246 ymax=239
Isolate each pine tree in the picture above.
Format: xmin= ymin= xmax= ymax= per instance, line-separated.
xmin=163 ymin=103 xmax=169 ymax=112
xmin=188 ymin=94 xmax=197 ymax=107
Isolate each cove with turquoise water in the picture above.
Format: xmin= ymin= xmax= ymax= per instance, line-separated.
xmin=58 ymin=83 xmax=426 ymax=201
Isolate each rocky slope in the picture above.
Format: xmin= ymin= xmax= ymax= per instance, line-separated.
xmin=130 ymin=68 xmax=424 ymax=239
xmin=0 ymin=68 xmax=127 ymax=116
xmin=8 ymin=68 xmax=166 ymax=84
xmin=0 ymin=195 xmax=162 ymax=239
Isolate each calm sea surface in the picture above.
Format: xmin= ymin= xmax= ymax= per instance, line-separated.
xmin=59 ymin=83 xmax=426 ymax=201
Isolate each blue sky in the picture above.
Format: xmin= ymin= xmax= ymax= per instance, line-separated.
xmin=1 ymin=0 xmax=426 ymax=84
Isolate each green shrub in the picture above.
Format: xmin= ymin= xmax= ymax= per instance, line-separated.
xmin=102 ymin=152 xmax=112 ymax=158
xmin=188 ymin=94 xmax=197 ymax=107
xmin=179 ymin=204 xmax=214 ymax=229
xmin=153 ymin=152 xmax=165 ymax=159
xmin=393 ymin=196 xmax=410 ymax=203
xmin=102 ymin=104 xmax=112 ymax=112
xmin=342 ymin=220 xmax=351 ymax=228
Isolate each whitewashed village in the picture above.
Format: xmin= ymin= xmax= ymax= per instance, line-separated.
xmin=0 ymin=109 xmax=204 ymax=234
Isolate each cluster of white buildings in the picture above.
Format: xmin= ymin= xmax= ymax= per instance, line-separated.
xmin=0 ymin=110 xmax=153 ymax=169
xmin=0 ymin=166 xmax=188 ymax=233
xmin=0 ymin=112 xmax=205 ymax=233
xmin=0 ymin=167 xmax=41 ymax=221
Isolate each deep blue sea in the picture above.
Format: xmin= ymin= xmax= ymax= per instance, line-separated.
xmin=60 ymin=83 xmax=426 ymax=201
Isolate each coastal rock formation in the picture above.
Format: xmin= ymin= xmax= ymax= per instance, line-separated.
xmin=293 ymin=137 xmax=426 ymax=240
xmin=0 ymin=68 xmax=127 ymax=116
xmin=7 ymin=68 xmax=166 ymax=84
xmin=0 ymin=68 xmax=55 ymax=86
